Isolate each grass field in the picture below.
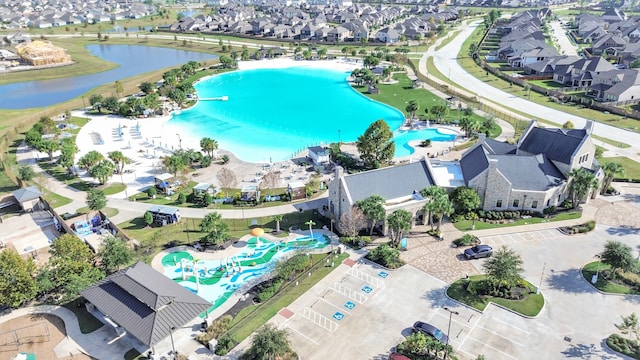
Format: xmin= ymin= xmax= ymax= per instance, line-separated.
xmin=599 ymin=157 xmax=640 ymax=181
xmin=446 ymin=275 xmax=545 ymax=317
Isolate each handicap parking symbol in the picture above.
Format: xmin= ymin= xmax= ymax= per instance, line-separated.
xmin=333 ymin=312 xmax=344 ymax=320
xmin=362 ymin=285 xmax=373 ymax=294
xmin=378 ymin=271 xmax=389 ymax=278
xmin=344 ymin=301 xmax=356 ymax=310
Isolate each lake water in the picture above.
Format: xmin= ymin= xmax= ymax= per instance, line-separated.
xmin=169 ymin=67 xmax=455 ymax=162
xmin=0 ymin=44 xmax=217 ymax=109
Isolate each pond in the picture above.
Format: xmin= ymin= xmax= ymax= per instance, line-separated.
xmin=0 ymin=44 xmax=217 ymax=110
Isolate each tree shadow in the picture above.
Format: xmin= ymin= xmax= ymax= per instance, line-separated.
xmin=620 ymin=193 xmax=640 ymax=203
xmin=560 ymin=339 xmax=620 ymax=359
xmin=545 ymin=268 xmax=595 ymax=294
xmin=422 ymin=285 xmax=460 ymax=309
xmin=623 ymin=294 xmax=640 ymax=304
xmin=606 ymin=226 xmax=640 ymax=236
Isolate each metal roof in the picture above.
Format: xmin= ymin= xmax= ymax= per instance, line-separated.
xmin=343 ymin=160 xmax=435 ymax=204
xmin=148 ymin=205 xmax=180 ymax=216
xmin=81 ymin=262 xmax=210 ymax=347
xmin=518 ymin=127 xmax=587 ymax=165
xmin=12 ymin=186 xmax=42 ymax=202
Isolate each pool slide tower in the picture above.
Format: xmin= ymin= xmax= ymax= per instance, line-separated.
xmin=179 ymin=256 xmax=242 ymax=294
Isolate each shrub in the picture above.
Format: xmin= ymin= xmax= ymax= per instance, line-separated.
xmin=215 ymin=335 xmax=234 ymax=356
xmin=147 ymin=187 xmax=157 ymax=198
xmin=453 ymin=234 xmax=479 ymax=246
xmin=220 ymin=154 xmax=230 ymax=164
xmin=366 ymin=243 xmax=403 ymax=269
xmin=543 ymin=206 xmax=556 ymax=215
xmin=195 ymin=315 xmax=232 ymax=345
xmin=617 ymin=271 xmax=640 ymax=289
xmin=607 ymin=334 xmax=640 ymax=359
xmin=177 ymin=193 xmax=187 ymax=204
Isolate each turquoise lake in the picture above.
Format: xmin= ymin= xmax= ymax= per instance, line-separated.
xmin=169 ymin=66 xmax=454 ymax=163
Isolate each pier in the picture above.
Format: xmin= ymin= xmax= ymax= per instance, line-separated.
xmin=199 ymin=96 xmax=228 ymax=101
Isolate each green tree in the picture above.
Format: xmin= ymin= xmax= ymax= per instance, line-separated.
xmin=356 ymin=119 xmax=395 ymax=169
xmin=0 ymin=250 xmax=37 ymax=307
xmin=59 ymin=139 xmax=79 ymax=174
xmin=242 ymin=324 xmax=293 ymax=360
xmin=164 ymin=154 xmax=186 ymax=178
xmin=86 ymin=188 xmax=107 ymax=211
xmin=405 ymin=99 xmax=419 ymax=120
xmin=451 ymin=187 xmax=481 ymax=214
xmin=17 ymin=165 xmax=36 ymax=187
xmin=89 ymin=94 xmax=104 ymax=112
xmin=200 ymin=137 xmax=218 ymax=158
xmin=356 ymin=195 xmax=386 ymax=236
xmin=600 ymin=240 xmax=637 ymax=279
xmin=601 ymin=162 xmax=625 ymax=194
xmin=200 ymin=212 xmax=229 ymax=245
xmin=562 ymin=121 xmax=574 ymax=129
xmin=569 ymin=168 xmax=599 ymax=209
xmin=459 ymin=116 xmax=483 ymax=137
xmin=421 ymin=186 xmax=453 ymax=230
xmin=272 ymin=214 xmax=284 ymax=233
xmin=430 ymin=104 xmax=448 ymax=122
xmin=98 ymin=236 xmax=133 ymax=273
xmin=78 ymin=150 xmax=104 ymax=169
xmin=62 ymin=267 xmax=104 ymax=302
xmin=36 ymin=139 xmax=59 ymax=161
xmin=139 ymin=81 xmax=156 ymax=94
xmin=49 ymin=234 xmax=96 ymax=288
xmin=89 ymin=160 xmax=115 ymax=185
xmin=108 ymin=150 xmax=131 ymax=175
xmin=483 ymin=246 xmax=524 ymax=291
xmin=387 ymin=209 xmax=412 ymax=247
xmin=144 ymin=211 xmax=154 ymax=226
xmin=363 ymin=55 xmax=380 ymax=68
xmin=616 ymin=313 xmax=640 ymax=341
xmin=103 ymin=96 xmax=120 ymax=113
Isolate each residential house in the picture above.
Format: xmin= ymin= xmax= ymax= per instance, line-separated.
xmin=551 ymin=57 xmax=618 ymax=86
xmin=327 ymin=26 xmax=349 ymax=42
xmin=591 ymin=33 xmax=627 ymax=56
xmin=376 ymin=27 xmax=400 ymax=43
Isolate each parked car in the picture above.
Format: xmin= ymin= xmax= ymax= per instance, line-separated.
xmin=389 ymin=352 xmax=411 ymax=360
xmin=412 ymin=321 xmax=449 ymax=343
xmin=464 ymin=244 xmax=493 ymax=259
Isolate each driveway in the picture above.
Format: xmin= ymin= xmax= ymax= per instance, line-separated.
xmin=550 ymin=20 xmax=579 ymax=56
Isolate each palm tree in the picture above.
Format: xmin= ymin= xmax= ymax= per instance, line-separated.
xmin=272 ymin=214 xmax=284 ymax=233
xmin=569 ymin=168 xmax=599 ymax=208
xmin=405 ymin=100 xmax=419 ymax=121
xmin=421 ymin=186 xmax=453 ymax=231
xmin=356 ymin=195 xmax=385 ymax=236
xmin=601 ymin=162 xmax=625 ymax=194
xmin=108 ymin=151 xmax=131 ymax=174
xmin=17 ymin=165 xmax=35 ymax=187
xmin=200 ymin=137 xmax=218 ymax=159
xmin=387 ymin=209 xmax=412 ymax=247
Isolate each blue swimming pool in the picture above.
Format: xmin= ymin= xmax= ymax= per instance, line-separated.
xmin=169 ymin=66 xmax=454 ymax=163
xmin=394 ymin=128 xmax=457 ymax=157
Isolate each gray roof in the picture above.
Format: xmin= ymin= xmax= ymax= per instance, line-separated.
xmin=518 ymin=127 xmax=587 ymax=165
xmin=81 ymin=262 xmax=210 ymax=346
xmin=148 ymin=205 xmax=180 ymax=215
xmin=343 ymin=160 xmax=435 ymax=203
xmin=490 ymin=154 xmax=565 ymax=191
xmin=12 ymin=186 xmax=42 ymax=202
xmin=460 ymin=145 xmax=488 ymax=184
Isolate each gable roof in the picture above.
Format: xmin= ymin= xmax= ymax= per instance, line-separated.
xmin=517 ymin=127 xmax=587 ymax=165
xmin=460 ymin=144 xmax=489 ymax=184
xmin=490 ymin=154 xmax=565 ymax=191
xmin=12 ymin=186 xmax=42 ymax=202
xmin=81 ymin=262 xmax=210 ymax=347
xmin=342 ymin=160 xmax=435 ymax=203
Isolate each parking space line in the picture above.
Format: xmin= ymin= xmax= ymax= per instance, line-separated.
xmin=285 ymin=324 xmax=319 ymax=345
xmin=477 ymin=325 xmax=525 ymax=347
xmin=319 ymin=297 xmax=352 ymax=315
xmin=465 ymin=336 xmax=519 ymax=359
xmin=488 ymin=316 xmax=531 ymax=335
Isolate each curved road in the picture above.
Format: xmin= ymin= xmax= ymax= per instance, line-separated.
xmin=425 ymin=20 xmax=640 ymax=159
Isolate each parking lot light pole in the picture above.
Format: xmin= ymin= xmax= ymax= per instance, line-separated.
xmin=443 ymin=307 xmax=459 ymax=360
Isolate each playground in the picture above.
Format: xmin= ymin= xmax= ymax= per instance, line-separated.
xmin=0 ymin=314 xmax=92 ymax=360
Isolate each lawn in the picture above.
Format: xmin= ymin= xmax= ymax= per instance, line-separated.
xmin=453 ymin=211 xmax=582 ymax=231
xmin=226 ymin=252 xmax=349 ymax=344
xmin=581 ymin=261 xmax=640 ymax=295
xmin=76 ymin=206 xmax=119 ymax=218
xmin=599 ymin=157 xmax=640 ymax=181
xmin=62 ymin=298 xmax=104 ymax=334
xmin=357 ymin=73 xmax=495 ymax=134
xmin=592 ymin=134 xmax=631 ymax=149
xmin=447 ymin=275 xmax=545 ymax=317
xmin=42 ymin=190 xmax=72 ymax=209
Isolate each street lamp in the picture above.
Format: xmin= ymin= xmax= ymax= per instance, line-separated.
xmin=176 ymin=133 xmax=182 ymax=149
xmin=443 ymin=307 xmax=459 ymax=360
xmin=169 ymin=326 xmax=177 ymax=359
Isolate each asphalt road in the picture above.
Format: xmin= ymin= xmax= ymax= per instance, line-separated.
xmin=429 ymin=21 xmax=640 ymax=159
